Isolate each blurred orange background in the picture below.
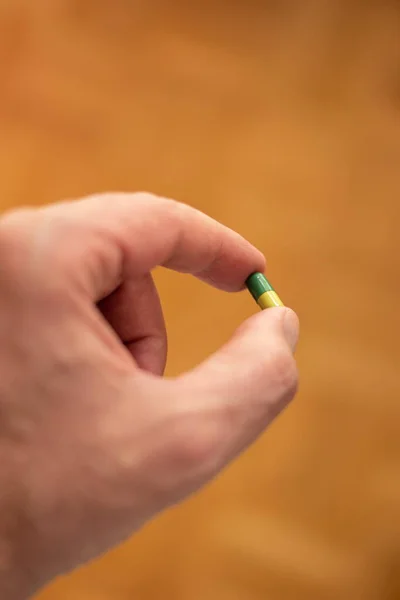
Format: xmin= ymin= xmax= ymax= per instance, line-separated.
xmin=0 ymin=1 xmax=399 ymax=598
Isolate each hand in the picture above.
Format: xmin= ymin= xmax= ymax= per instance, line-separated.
xmin=0 ymin=193 xmax=299 ymax=599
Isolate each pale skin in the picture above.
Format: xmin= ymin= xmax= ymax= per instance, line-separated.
xmin=0 ymin=193 xmax=299 ymax=599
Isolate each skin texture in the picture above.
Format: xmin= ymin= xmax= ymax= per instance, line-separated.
xmin=0 ymin=193 xmax=299 ymax=599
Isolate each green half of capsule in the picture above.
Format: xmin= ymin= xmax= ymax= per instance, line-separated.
xmin=246 ymin=272 xmax=284 ymax=310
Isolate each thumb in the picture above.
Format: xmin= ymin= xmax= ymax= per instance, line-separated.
xmin=178 ymin=307 xmax=299 ymax=463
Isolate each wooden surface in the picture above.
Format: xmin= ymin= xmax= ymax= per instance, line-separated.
xmin=0 ymin=1 xmax=400 ymax=598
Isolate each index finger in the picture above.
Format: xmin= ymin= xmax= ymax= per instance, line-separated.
xmin=40 ymin=193 xmax=266 ymax=299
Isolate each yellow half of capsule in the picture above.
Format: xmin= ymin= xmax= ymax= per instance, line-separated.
xmin=257 ymin=290 xmax=284 ymax=309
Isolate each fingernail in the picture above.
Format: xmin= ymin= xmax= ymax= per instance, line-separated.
xmin=282 ymin=309 xmax=299 ymax=353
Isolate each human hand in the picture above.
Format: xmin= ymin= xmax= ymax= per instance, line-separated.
xmin=0 ymin=193 xmax=298 ymax=598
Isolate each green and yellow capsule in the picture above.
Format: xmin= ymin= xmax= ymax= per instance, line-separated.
xmin=246 ymin=272 xmax=284 ymax=310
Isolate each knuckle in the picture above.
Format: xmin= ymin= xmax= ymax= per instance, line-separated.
xmin=0 ymin=207 xmax=74 ymax=297
xmin=134 ymin=192 xmax=181 ymax=223
xmin=166 ymin=414 xmax=218 ymax=472
xmin=0 ymin=207 xmax=37 ymax=265
xmin=132 ymin=191 xmax=160 ymax=204
xmin=160 ymin=195 xmax=186 ymax=218
xmin=271 ymin=349 xmax=299 ymax=399
xmin=108 ymin=191 xmax=158 ymax=208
